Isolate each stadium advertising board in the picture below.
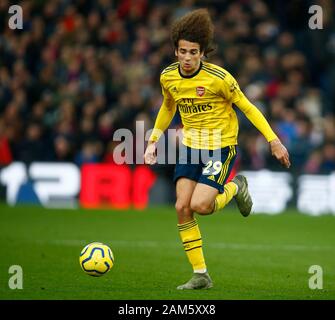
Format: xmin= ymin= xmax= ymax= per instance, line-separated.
xmin=0 ymin=162 xmax=155 ymax=210
xmin=0 ymin=163 xmax=334 ymax=215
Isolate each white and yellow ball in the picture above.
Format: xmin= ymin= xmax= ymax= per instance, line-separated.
xmin=79 ymin=242 xmax=114 ymax=277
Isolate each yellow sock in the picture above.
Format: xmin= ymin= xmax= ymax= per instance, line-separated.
xmin=177 ymin=219 xmax=207 ymax=273
xmin=214 ymin=181 xmax=237 ymax=212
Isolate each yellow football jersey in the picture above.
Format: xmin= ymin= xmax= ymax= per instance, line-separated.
xmin=160 ymin=61 xmax=244 ymax=149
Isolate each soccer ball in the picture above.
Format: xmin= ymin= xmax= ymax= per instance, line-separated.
xmin=79 ymin=242 xmax=114 ymax=277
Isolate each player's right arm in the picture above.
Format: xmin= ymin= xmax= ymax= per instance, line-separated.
xmin=144 ymin=77 xmax=176 ymax=165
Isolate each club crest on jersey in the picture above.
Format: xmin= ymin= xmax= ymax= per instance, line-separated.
xmin=196 ymin=86 xmax=205 ymax=97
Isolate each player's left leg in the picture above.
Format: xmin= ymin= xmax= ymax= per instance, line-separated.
xmin=191 ymin=175 xmax=252 ymax=216
xmin=190 ymin=181 xmax=237 ymax=214
xmin=191 ymin=145 xmax=252 ymax=216
xmin=190 ymin=145 xmax=238 ymax=214
xmin=190 ymin=182 xmax=219 ymax=214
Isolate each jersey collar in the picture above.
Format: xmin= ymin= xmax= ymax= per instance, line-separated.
xmin=178 ymin=61 xmax=203 ymax=79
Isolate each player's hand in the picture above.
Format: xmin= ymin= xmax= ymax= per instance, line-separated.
xmin=144 ymin=141 xmax=157 ymax=165
xmin=270 ymin=138 xmax=291 ymax=169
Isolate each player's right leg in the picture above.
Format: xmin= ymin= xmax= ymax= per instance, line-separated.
xmin=175 ymin=177 xmax=197 ymax=224
xmin=175 ymin=178 xmax=213 ymax=290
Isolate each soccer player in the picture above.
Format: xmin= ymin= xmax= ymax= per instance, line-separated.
xmin=144 ymin=9 xmax=290 ymax=290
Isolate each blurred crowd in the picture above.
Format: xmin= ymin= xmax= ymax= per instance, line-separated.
xmin=0 ymin=0 xmax=334 ymax=175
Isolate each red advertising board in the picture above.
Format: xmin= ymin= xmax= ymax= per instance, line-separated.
xmin=80 ymin=164 xmax=156 ymax=209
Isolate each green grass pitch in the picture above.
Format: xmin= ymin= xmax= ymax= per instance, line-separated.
xmin=0 ymin=203 xmax=334 ymax=300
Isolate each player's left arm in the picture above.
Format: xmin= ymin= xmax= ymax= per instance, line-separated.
xmin=234 ymin=94 xmax=290 ymax=169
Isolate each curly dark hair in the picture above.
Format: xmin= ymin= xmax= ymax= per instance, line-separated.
xmin=171 ymin=9 xmax=215 ymax=57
